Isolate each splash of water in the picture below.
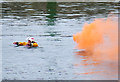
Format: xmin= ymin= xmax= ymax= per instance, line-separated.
xmin=73 ymin=16 xmax=118 ymax=62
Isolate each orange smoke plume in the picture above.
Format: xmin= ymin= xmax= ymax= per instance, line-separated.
xmin=73 ymin=16 xmax=118 ymax=61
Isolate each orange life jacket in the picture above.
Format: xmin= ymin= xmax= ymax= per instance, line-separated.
xmin=13 ymin=42 xmax=38 ymax=47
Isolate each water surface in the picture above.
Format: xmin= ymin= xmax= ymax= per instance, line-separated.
xmin=2 ymin=2 xmax=119 ymax=80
